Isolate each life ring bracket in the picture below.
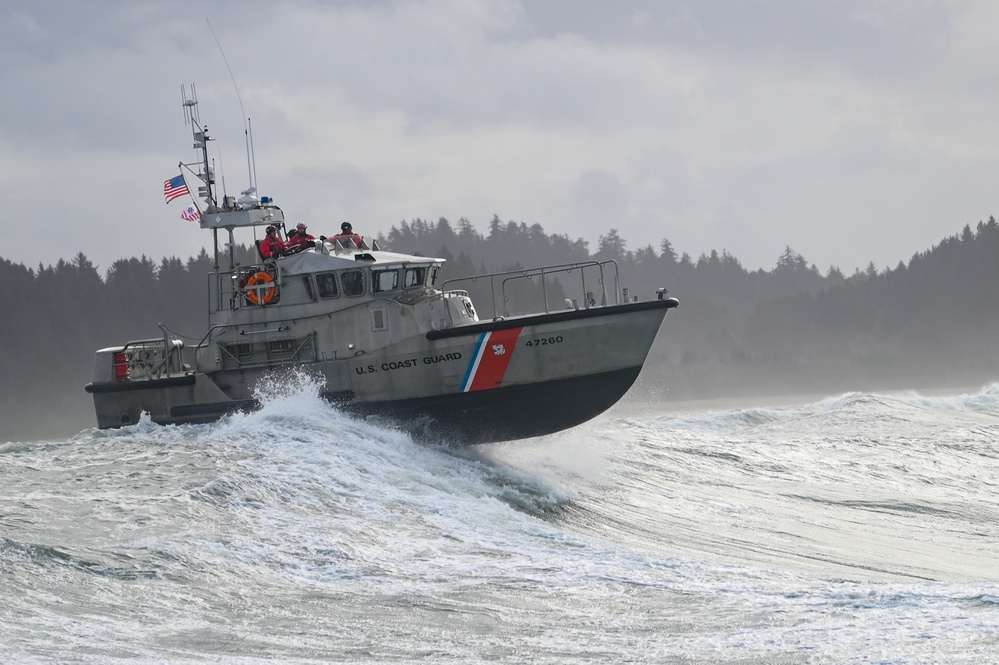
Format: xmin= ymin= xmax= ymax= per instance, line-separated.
xmin=244 ymin=271 xmax=276 ymax=306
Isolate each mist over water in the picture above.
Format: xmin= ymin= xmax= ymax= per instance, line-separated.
xmin=2 ymin=379 xmax=998 ymax=663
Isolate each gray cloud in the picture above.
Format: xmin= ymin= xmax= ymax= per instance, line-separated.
xmin=2 ymin=0 xmax=998 ymax=274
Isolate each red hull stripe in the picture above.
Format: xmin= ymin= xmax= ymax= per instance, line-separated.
xmin=461 ymin=327 xmax=522 ymax=392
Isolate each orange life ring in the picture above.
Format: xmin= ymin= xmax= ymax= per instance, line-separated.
xmin=245 ymin=271 xmax=276 ymax=305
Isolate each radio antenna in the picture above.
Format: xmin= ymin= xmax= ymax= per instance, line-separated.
xmin=207 ymin=19 xmax=255 ymax=193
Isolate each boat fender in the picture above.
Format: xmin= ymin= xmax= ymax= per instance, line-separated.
xmin=245 ymin=271 xmax=276 ymax=305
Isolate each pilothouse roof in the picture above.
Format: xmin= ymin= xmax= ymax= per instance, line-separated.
xmin=277 ymin=248 xmax=444 ymax=276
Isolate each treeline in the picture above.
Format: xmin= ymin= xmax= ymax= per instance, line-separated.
xmin=741 ymin=219 xmax=999 ymax=390
xmin=2 ymin=216 xmax=998 ymax=441
xmin=0 ymin=250 xmax=218 ymax=441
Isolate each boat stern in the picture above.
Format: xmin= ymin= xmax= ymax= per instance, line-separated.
xmin=84 ymin=340 xmax=240 ymax=428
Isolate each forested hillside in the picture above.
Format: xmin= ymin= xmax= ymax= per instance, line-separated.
xmin=2 ymin=216 xmax=998 ymax=442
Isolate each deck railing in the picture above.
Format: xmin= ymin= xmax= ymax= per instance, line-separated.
xmin=113 ymin=324 xmax=187 ymax=381
xmin=440 ymin=260 xmax=620 ymax=321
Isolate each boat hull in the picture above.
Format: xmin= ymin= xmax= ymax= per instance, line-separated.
xmin=337 ymin=365 xmax=642 ymax=444
xmin=86 ymin=299 xmax=676 ymax=443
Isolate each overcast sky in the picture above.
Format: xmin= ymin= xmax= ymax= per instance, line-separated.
xmin=2 ymin=0 xmax=998 ymax=274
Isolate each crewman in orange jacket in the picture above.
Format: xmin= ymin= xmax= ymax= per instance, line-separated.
xmin=332 ymin=221 xmax=363 ymax=248
xmin=287 ymin=222 xmax=316 ymax=253
xmin=260 ymin=225 xmax=288 ymax=259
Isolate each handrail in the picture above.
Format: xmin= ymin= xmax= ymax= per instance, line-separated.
xmin=115 ymin=324 xmax=186 ymax=380
xmin=440 ymin=260 xmax=620 ymax=320
xmin=210 ymin=262 xmax=283 ymax=312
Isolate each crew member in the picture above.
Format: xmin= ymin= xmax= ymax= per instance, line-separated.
xmin=260 ymin=225 xmax=288 ymax=259
xmin=287 ymin=222 xmax=316 ymax=253
xmin=332 ymin=221 xmax=363 ymax=248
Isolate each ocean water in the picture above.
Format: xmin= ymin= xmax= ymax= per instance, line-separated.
xmin=2 ymin=378 xmax=998 ymax=663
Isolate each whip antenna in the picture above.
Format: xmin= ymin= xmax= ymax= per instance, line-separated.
xmin=207 ymin=19 xmax=255 ymax=193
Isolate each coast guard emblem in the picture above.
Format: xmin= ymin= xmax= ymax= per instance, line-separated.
xmin=461 ymin=327 xmax=522 ymax=393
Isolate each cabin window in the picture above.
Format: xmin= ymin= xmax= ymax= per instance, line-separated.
xmin=372 ymin=268 xmax=399 ymax=294
xmin=303 ymin=276 xmax=316 ymax=301
xmin=404 ymin=266 xmax=426 ymax=288
xmin=342 ymin=270 xmax=365 ymax=297
xmin=428 ymin=265 xmax=440 ymax=288
xmin=316 ymin=271 xmax=339 ymax=298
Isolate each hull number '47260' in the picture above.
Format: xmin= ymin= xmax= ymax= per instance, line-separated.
xmin=525 ymin=336 xmax=564 ymax=347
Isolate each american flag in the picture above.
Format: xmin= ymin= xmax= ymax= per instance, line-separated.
xmin=181 ymin=204 xmax=201 ymax=222
xmin=163 ymin=174 xmax=189 ymax=203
